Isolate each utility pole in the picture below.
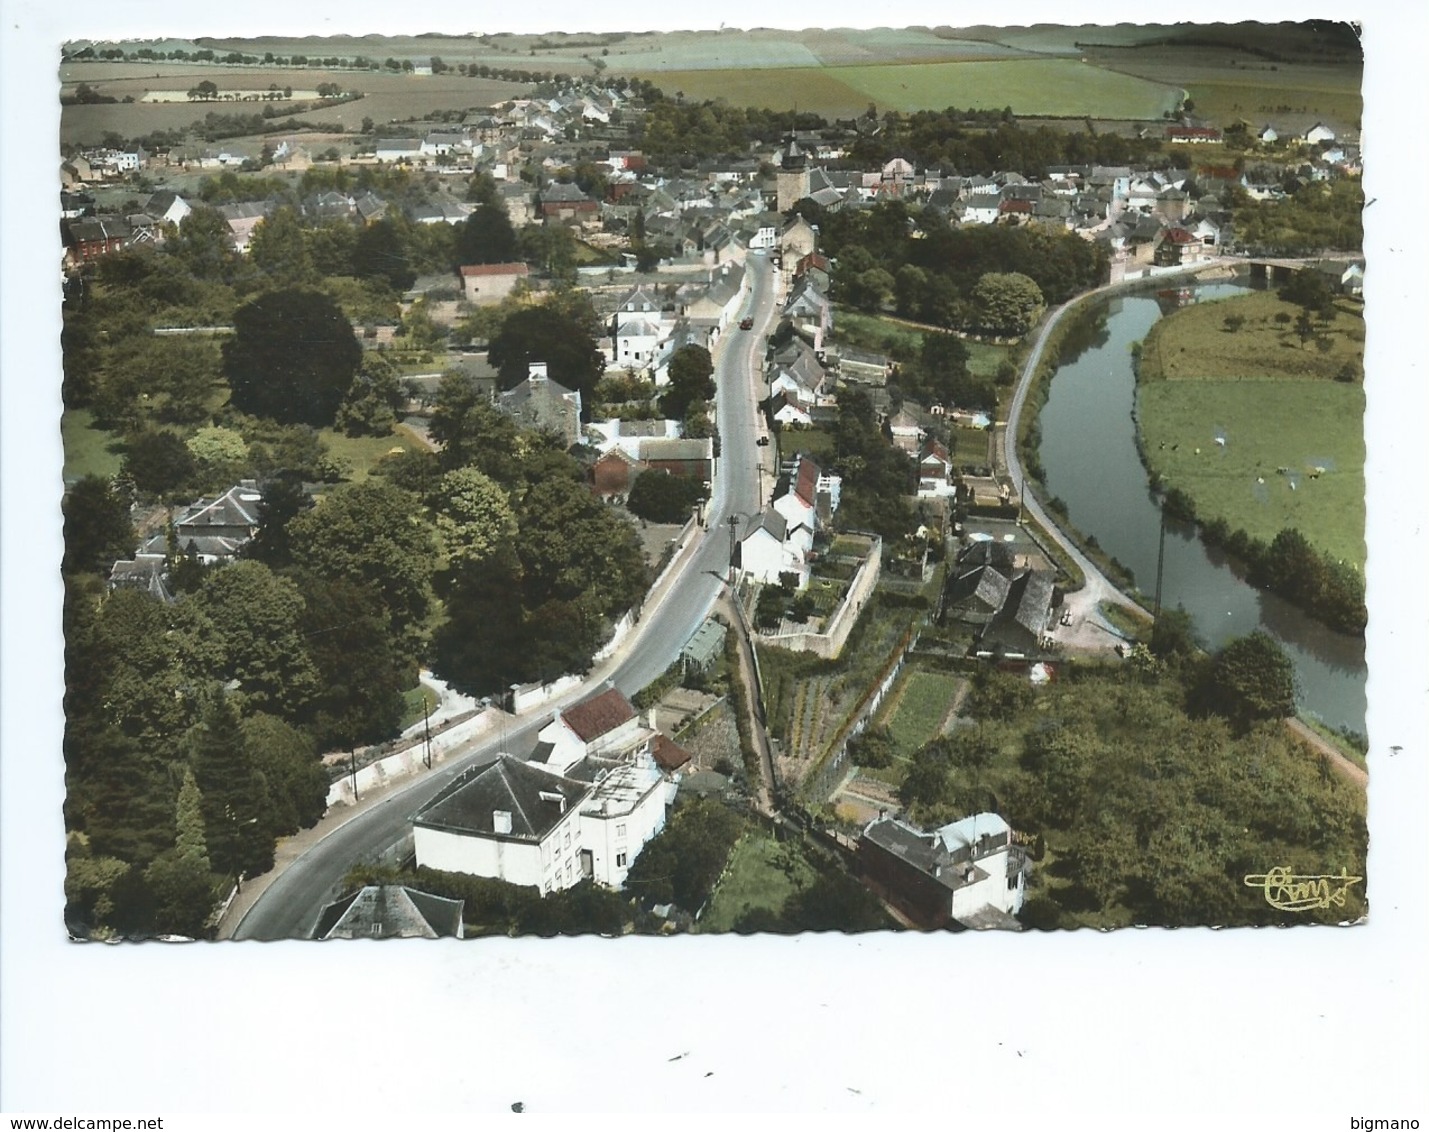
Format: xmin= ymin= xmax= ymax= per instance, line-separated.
xmin=727 ymin=512 xmax=741 ymax=584
xmin=422 ymin=699 xmax=432 ymax=771
xmin=350 ymin=748 xmax=359 ymax=803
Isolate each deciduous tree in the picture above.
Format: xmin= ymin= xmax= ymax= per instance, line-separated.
xmin=223 ymin=288 xmax=362 ymax=426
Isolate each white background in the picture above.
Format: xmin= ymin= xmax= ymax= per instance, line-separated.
xmin=3 ymin=0 xmax=1425 ymax=1122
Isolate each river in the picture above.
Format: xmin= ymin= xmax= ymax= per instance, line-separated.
xmin=1036 ymin=281 xmax=1367 ymax=734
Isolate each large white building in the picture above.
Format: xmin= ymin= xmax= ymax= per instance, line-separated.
xmin=412 ymin=751 xmax=667 ymax=894
xmin=412 ymin=688 xmax=671 ymax=894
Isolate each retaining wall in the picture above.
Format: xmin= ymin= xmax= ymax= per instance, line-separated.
xmin=326 ymin=707 xmax=503 ymax=808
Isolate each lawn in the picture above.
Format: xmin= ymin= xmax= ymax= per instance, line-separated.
xmin=1137 ymin=379 xmax=1365 ymax=567
xmin=698 ymin=834 xmax=817 ymax=933
xmin=834 ymin=308 xmax=1012 ymax=378
xmin=880 ymin=668 xmax=963 ymax=758
xmin=777 ymin=425 xmax=835 ymax=465
xmin=1138 ymin=292 xmax=1365 ymax=384
xmin=62 ymin=409 xmax=125 ymax=484
xmin=832 ymin=308 xmax=923 ymax=359
xmin=399 ymin=683 xmax=440 ymax=730
xmin=317 ymin=422 xmax=426 ymax=480
xmin=965 ymin=339 xmax=1013 ymax=380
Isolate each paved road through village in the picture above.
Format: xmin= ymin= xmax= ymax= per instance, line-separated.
xmin=232 ymin=257 xmax=778 ymax=940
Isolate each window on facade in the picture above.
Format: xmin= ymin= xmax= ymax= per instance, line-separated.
xmin=616 ymin=852 xmax=627 ymax=868
xmin=616 ymin=823 xmax=626 ymax=838
xmin=564 ymin=829 xmax=571 ymax=848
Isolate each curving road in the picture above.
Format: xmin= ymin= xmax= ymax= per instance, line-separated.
xmin=1003 ymin=260 xmax=1234 ymax=627
xmin=232 ymin=256 xmax=779 ymax=940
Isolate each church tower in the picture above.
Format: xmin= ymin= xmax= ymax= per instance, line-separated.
xmin=775 ymin=132 xmax=810 ymax=213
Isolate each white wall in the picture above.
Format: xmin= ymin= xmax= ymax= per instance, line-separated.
xmin=414 ymin=824 xmax=543 ymax=888
xmin=949 ymin=845 xmax=1025 ymax=920
xmin=578 ymin=764 xmax=668 ymax=888
xmin=415 ymin=804 xmax=588 ymax=894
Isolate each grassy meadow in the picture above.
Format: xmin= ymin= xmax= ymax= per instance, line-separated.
xmin=62 ymin=409 xmax=125 ymax=484
xmin=1136 ymin=291 xmax=1365 ymax=567
xmin=698 ymin=835 xmax=816 ymax=933
xmin=1139 ymin=291 xmax=1365 ymax=384
xmin=1137 ymin=379 xmax=1365 ymax=567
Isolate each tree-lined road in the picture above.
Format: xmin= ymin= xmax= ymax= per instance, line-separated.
xmin=232 ymin=256 xmax=778 ymax=939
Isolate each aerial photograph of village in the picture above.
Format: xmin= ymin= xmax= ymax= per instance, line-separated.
xmin=55 ymin=20 xmax=1370 ymax=943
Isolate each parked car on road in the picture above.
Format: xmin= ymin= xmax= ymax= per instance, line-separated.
xmin=739 ymin=317 xmax=754 ymax=330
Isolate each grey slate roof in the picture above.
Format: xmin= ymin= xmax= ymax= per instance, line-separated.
xmin=638 ymin=438 xmax=712 ymax=464
xmin=415 ymin=755 xmax=589 ymax=841
xmin=314 ymin=885 xmax=464 ymax=940
xmin=741 ymin=509 xmax=787 ymax=543
xmin=947 ymin=565 xmax=1012 ymax=619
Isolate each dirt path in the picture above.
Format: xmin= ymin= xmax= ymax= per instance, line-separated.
xmin=1285 ymin=717 xmax=1367 ymax=788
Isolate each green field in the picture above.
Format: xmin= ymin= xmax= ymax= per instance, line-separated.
xmin=648 ymin=57 xmax=1181 ymax=120
xmin=698 ymin=835 xmax=816 ymax=933
xmin=1138 ymin=267 xmax=1365 ymax=570
xmin=647 ymin=67 xmax=872 ymax=120
xmin=834 ymin=308 xmax=1011 ymax=376
xmin=833 ymin=58 xmax=1182 ymax=118
xmin=1139 ymin=292 xmax=1365 ymax=384
xmin=1138 ymin=380 xmax=1365 ymax=566
xmin=881 ymin=668 xmax=963 ymax=757
xmin=62 ymin=409 xmax=125 ymax=484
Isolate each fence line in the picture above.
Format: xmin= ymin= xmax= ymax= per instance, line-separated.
xmin=799 ymin=622 xmax=923 ymax=804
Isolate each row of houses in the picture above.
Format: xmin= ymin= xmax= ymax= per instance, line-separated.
xmin=736 ymin=454 xmax=842 ymax=591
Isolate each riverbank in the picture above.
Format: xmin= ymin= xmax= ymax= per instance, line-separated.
xmin=1010 ymin=268 xmax=1366 ymax=733
xmin=1134 ymin=289 xmax=1366 ymax=569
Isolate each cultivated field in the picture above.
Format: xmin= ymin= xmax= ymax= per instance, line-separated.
xmin=1079 ymin=41 xmax=1361 ymax=134
xmin=63 ymin=24 xmax=1359 ymax=127
xmin=642 ymin=67 xmax=871 ymax=119
xmin=640 ymin=57 xmax=1180 ymax=120
xmin=835 ymin=58 xmax=1181 ymax=118
xmin=60 ymin=63 xmax=526 ymax=144
xmin=878 ymin=668 xmax=963 ymax=758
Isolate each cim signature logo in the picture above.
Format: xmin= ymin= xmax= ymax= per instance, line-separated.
xmin=1243 ymin=866 xmax=1363 ymax=912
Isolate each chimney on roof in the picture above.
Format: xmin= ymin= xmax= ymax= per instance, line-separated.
xmin=492 ymin=810 xmax=513 ymax=834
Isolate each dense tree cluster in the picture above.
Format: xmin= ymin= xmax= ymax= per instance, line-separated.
xmin=815 ymin=201 xmax=1106 ymax=332
xmin=846 ymin=110 xmax=1165 ymax=177
xmin=622 ymin=798 xmax=744 ymax=911
xmin=419 ymin=375 xmax=649 ymax=694
xmin=1230 ymin=179 xmax=1363 ymax=254
xmin=898 ymin=654 xmax=1363 ymax=928
xmin=826 ymin=388 xmax=917 ymax=539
